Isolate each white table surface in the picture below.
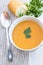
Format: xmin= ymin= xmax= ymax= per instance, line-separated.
xmin=0 ymin=0 xmax=43 ymax=65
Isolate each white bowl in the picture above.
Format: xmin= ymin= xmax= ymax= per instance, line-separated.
xmin=9 ymin=16 xmax=43 ymax=51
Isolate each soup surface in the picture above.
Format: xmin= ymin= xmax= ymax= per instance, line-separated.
xmin=12 ymin=20 xmax=43 ymax=50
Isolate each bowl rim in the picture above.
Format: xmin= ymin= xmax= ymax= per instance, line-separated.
xmin=9 ymin=15 xmax=43 ymax=51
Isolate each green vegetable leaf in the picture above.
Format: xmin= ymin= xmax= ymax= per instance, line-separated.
xmin=24 ymin=27 xmax=31 ymax=34
xmin=24 ymin=27 xmax=31 ymax=38
xmin=25 ymin=34 xmax=31 ymax=38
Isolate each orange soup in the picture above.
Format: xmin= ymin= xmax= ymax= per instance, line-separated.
xmin=12 ymin=20 xmax=43 ymax=50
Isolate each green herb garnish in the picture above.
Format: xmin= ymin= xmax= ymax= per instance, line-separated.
xmin=26 ymin=0 xmax=43 ymax=17
xmin=19 ymin=13 xmax=24 ymax=17
xmin=24 ymin=27 xmax=31 ymax=38
xmin=25 ymin=34 xmax=31 ymax=38
xmin=24 ymin=27 xmax=31 ymax=34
